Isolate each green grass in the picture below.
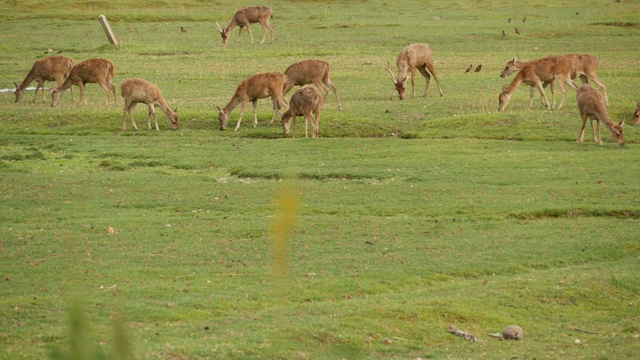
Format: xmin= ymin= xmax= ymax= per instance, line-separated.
xmin=1 ymin=1 xmax=640 ymax=359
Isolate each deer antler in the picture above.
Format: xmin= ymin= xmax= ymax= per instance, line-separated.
xmin=385 ymin=62 xmax=398 ymax=84
xmin=215 ymin=22 xmax=224 ymax=33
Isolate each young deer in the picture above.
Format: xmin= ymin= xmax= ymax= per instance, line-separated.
xmin=216 ymin=6 xmax=274 ymax=44
xmin=575 ymin=85 xmax=624 ymax=146
xmin=385 ymin=43 xmax=443 ymax=100
xmin=14 ymin=56 xmax=74 ymax=103
xmin=51 ymin=58 xmax=116 ymax=107
xmin=498 ymin=55 xmax=579 ymax=111
xmin=120 ymin=78 xmax=178 ymax=131
xmin=283 ymin=59 xmax=341 ymax=109
xmin=281 ymin=86 xmax=324 ymax=138
xmin=631 ymin=102 xmax=640 ymax=126
xmin=217 ymin=72 xmax=289 ymax=131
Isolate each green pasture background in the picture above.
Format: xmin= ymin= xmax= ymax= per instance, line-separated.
xmin=1 ymin=0 xmax=639 ymax=359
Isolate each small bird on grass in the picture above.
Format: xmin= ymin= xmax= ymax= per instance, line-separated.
xmin=502 ymin=30 xmax=506 ymax=36
xmin=474 ymin=65 xmax=482 ymax=73
xmin=508 ymin=18 xmax=512 ymax=23
xmin=465 ymin=64 xmax=473 ymax=73
xmin=181 ymin=26 xmax=187 ymax=33
xmin=522 ymin=17 xmax=527 ymax=23
xmin=515 ymin=27 xmax=520 ymax=35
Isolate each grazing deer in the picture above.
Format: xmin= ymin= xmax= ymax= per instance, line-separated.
xmin=217 ymin=72 xmax=289 ymax=131
xmin=498 ymin=55 xmax=579 ymax=111
xmin=385 ymin=43 xmax=443 ymax=100
xmin=120 ymin=78 xmax=178 ymax=131
xmin=51 ymin=58 xmax=116 ymax=107
xmin=283 ymin=59 xmax=341 ymax=109
xmin=575 ymin=85 xmax=624 ymax=146
xmin=216 ymin=6 xmax=274 ymax=44
xmin=14 ymin=56 xmax=74 ymax=103
xmin=281 ymin=86 xmax=324 ymax=138
xmin=501 ymin=54 xmax=609 ymax=106
xmin=631 ymin=102 xmax=640 ymax=126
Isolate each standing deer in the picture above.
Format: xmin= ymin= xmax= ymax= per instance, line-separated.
xmin=575 ymin=85 xmax=624 ymax=146
xmin=216 ymin=6 xmax=274 ymax=44
xmin=498 ymin=55 xmax=579 ymax=111
xmin=283 ymin=59 xmax=342 ymax=109
xmin=14 ymin=56 xmax=74 ymax=103
xmin=217 ymin=72 xmax=289 ymax=131
xmin=120 ymin=78 xmax=178 ymax=131
xmin=385 ymin=43 xmax=443 ymax=100
xmin=51 ymin=58 xmax=116 ymax=107
xmin=631 ymin=102 xmax=640 ymax=126
xmin=281 ymin=86 xmax=324 ymax=138
xmin=501 ymin=54 xmax=609 ymax=106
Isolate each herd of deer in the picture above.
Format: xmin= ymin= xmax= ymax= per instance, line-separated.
xmin=11 ymin=6 xmax=639 ymax=144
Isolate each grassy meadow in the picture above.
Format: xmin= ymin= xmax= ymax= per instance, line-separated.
xmin=1 ymin=0 xmax=639 ymax=359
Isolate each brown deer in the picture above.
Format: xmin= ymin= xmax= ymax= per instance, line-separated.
xmin=120 ymin=78 xmax=178 ymax=131
xmin=575 ymin=85 xmax=624 ymax=146
xmin=501 ymin=54 xmax=608 ymax=107
xmin=51 ymin=58 xmax=116 ymax=107
xmin=283 ymin=59 xmax=341 ymax=109
xmin=385 ymin=43 xmax=443 ymax=100
xmin=217 ymin=72 xmax=289 ymax=131
xmin=281 ymin=86 xmax=324 ymax=138
xmin=498 ymin=55 xmax=579 ymax=111
xmin=631 ymin=102 xmax=640 ymax=126
xmin=14 ymin=56 xmax=74 ymax=103
xmin=216 ymin=6 xmax=274 ymax=44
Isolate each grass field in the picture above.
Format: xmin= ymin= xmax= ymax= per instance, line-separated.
xmin=1 ymin=1 xmax=639 ymax=359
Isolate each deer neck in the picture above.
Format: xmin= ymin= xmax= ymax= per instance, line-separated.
xmin=505 ymin=72 xmax=524 ymax=95
xmin=17 ymin=71 xmax=38 ymax=91
xmin=223 ymin=93 xmax=242 ymax=114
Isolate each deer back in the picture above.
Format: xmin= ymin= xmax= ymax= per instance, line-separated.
xmin=237 ymin=72 xmax=287 ymax=101
xmin=288 ymin=87 xmax=324 ymax=117
xmin=398 ymin=43 xmax=434 ymax=72
xmin=284 ymin=60 xmax=329 ymax=86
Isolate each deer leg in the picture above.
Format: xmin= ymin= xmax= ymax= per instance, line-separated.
xmin=588 ymin=75 xmax=609 ymax=106
xmin=125 ymin=101 xmax=138 ymax=131
xmin=251 ymin=99 xmax=259 ymax=128
xmin=576 ymin=113 xmax=588 ymax=144
xmin=534 ymin=81 xmax=551 ymax=110
xmin=594 ymin=119 xmax=603 ymax=145
xmin=259 ymin=21 xmax=269 ymax=44
xmin=417 ymin=66 xmax=431 ymax=98
xmin=410 ymin=69 xmax=417 ymax=99
xmin=97 ymin=81 xmax=113 ymax=107
xmin=109 ymin=80 xmax=117 ymax=105
xmin=244 ymin=24 xmax=255 ymax=43
xmin=425 ymin=63 xmax=444 ymax=97
xmin=556 ymin=79 xmax=569 ymax=110
xmin=78 ymin=83 xmax=88 ymax=106
xmin=234 ymin=101 xmax=249 ymax=132
xmin=323 ymin=76 xmax=342 ymax=109
xmin=31 ymin=80 xmax=44 ymax=103
xmin=529 ymin=85 xmax=535 ymax=109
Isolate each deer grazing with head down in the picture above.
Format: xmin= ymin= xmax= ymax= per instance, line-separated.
xmin=281 ymin=86 xmax=324 ymax=138
xmin=575 ymin=85 xmax=624 ymax=146
xmin=498 ymin=55 xmax=579 ymax=111
xmin=15 ymin=56 xmax=74 ymax=103
xmin=630 ymin=102 xmax=640 ymax=126
xmin=51 ymin=58 xmax=116 ymax=107
xmin=501 ymin=54 xmax=609 ymax=107
xmin=283 ymin=59 xmax=342 ymax=109
xmin=216 ymin=6 xmax=274 ymax=44
xmin=385 ymin=43 xmax=444 ymax=100
xmin=217 ymin=72 xmax=289 ymax=131
xmin=120 ymin=78 xmax=178 ymax=131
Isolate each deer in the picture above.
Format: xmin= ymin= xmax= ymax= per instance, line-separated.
xmin=120 ymin=78 xmax=179 ymax=131
xmin=501 ymin=54 xmax=608 ymax=107
xmin=498 ymin=55 xmax=579 ymax=111
xmin=14 ymin=56 xmax=74 ymax=103
xmin=216 ymin=6 xmax=274 ymax=44
xmin=283 ymin=59 xmax=342 ymax=109
xmin=385 ymin=43 xmax=443 ymax=100
xmin=51 ymin=58 xmax=116 ymax=107
xmin=575 ymin=84 xmax=624 ymax=146
xmin=631 ymin=102 xmax=640 ymax=126
xmin=281 ymin=86 xmax=324 ymax=138
xmin=217 ymin=72 xmax=289 ymax=131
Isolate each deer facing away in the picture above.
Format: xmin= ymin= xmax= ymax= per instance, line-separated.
xmin=217 ymin=72 xmax=289 ymax=131
xmin=385 ymin=43 xmax=444 ymax=100
xmin=216 ymin=6 xmax=274 ymax=44
xmin=281 ymin=86 xmax=324 ymax=138
xmin=630 ymin=102 xmax=640 ymax=126
xmin=120 ymin=78 xmax=178 ymax=131
xmin=15 ymin=56 xmax=74 ymax=103
xmin=498 ymin=55 xmax=579 ymax=111
xmin=283 ymin=59 xmax=341 ymax=109
xmin=51 ymin=58 xmax=117 ymax=107
xmin=575 ymin=84 xmax=624 ymax=146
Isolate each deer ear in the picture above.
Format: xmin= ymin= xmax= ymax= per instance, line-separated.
xmin=514 ymin=54 xmax=519 ymax=61
xmin=619 ymin=119 xmax=625 ymax=127
xmin=174 ymin=107 xmax=179 ymax=113
xmin=14 ymin=82 xmax=19 ymax=89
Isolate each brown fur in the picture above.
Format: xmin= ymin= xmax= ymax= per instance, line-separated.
xmin=217 ymin=72 xmax=289 ymax=131
xmin=216 ymin=6 xmax=274 ymax=44
xmin=386 ymin=43 xmax=443 ymax=100
xmin=498 ymin=55 xmax=579 ymax=111
xmin=51 ymin=58 xmax=116 ymax=107
xmin=283 ymin=59 xmax=341 ymax=109
xmin=576 ymin=85 xmax=624 ymax=146
xmin=281 ymin=87 xmax=324 ymax=138
xmin=15 ymin=56 xmax=74 ymax=103
xmin=120 ymin=78 xmax=178 ymax=131
xmin=630 ymin=102 xmax=640 ymax=126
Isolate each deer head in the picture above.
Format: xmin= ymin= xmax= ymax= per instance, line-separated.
xmin=217 ymin=105 xmax=229 ymax=130
xmin=498 ymin=85 xmax=511 ymax=111
xmin=216 ymin=22 xmax=230 ymax=43
xmin=500 ymin=55 xmax=520 ymax=78
xmin=13 ymin=82 xmax=25 ymax=103
xmin=168 ymin=108 xmax=179 ymax=130
xmin=631 ymin=101 xmax=640 ymax=126
xmin=610 ymin=120 xmax=625 ymax=146
xmin=385 ymin=61 xmax=407 ymax=100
